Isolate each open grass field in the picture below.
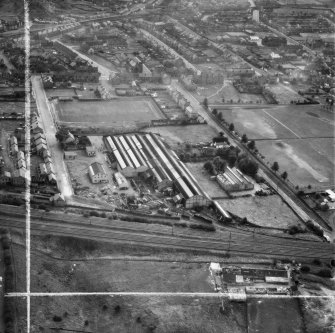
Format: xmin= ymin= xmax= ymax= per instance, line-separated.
xmin=30 ymin=295 xmax=246 ymax=333
xmin=55 ymin=98 xmax=164 ymax=125
xmin=214 ymin=104 xmax=335 ymax=187
xmin=257 ymin=138 xmax=334 ymax=187
xmin=216 ymin=104 xmax=334 ymax=140
xmin=145 ymin=125 xmax=218 ymax=150
xmin=247 ymin=298 xmax=304 ymax=333
xmin=15 ymin=232 xmax=248 ymax=333
xmin=216 ymin=195 xmax=302 ymax=229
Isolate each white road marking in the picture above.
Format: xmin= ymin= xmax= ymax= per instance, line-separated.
xmin=262 ymin=109 xmax=301 ymax=139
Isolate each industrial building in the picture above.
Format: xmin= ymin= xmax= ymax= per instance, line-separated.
xmin=217 ymin=167 xmax=254 ymax=192
xmin=105 ymin=133 xmax=212 ymax=208
xmin=114 ymin=172 xmax=129 ymax=190
xmin=88 ymin=162 xmax=108 ymax=184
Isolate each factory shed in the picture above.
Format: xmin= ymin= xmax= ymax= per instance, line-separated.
xmin=125 ymin=136 xmax=149 ymax=173
xmin=136 ymin=134 xmax=173 ymax=190
xmin=130 ymin=135 xmax=164 ymax=187
xmin=105 ymin=136 xmax=136 ymax=178
xmin=112 ymin=136 xmax=137 ymax=178
xmin=150 ymin=134 xmax=211 ymax=208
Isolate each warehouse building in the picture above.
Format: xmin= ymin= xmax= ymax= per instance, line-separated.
xmin=88 ymin=162 xmax=108 ymax=184
xmin=136 ymin=134 xmax=173 ymax=190
xmin=144 ymin=133 xmax=211 ymax=208
xmin=105 ymin=136 xmax=137 ymax=178
xmin=114 ymin=172 xmax=129 ymax=190
xmin=217 ymin=166 xmax=254 ymax=192
xmin=130 ymin=135 xmax=170 ymax=190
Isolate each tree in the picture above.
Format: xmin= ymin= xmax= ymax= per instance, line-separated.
xmin=229 ymin=123 xmax=234 ymax=131
xmin=247 ymin=140 xmax=256 ymax=150
xmin=271 ymin=161 xmax=279 ymax=172
xmin=203 ymin=98 xmax=208 ymax=108
xmin=212 ymin=108 xmax=218 ymax=115
xmin=238 ymin=158 xmax=259 ymax=177
xmin=241 ymin=134 xmax=248 ymax=143
xmin=281 ymin=171 xmax=288 ymax=180
xmin=204 ymin=161 xmax=215 ymax=175
xmin=217 ymin=112 xmax=223 ymax=120
xmin=227 ymin=153 xmax=237 ymax=167
xmin=213 ymin=157 xmax=227 ymax=173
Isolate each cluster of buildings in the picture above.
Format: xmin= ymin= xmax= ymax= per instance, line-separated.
xmin=32 ymin=41 xmax=100 ymax=85
xmin=209 ymin=263 xmax=297 ymax=301
xmin=105 ymin=133 xmax=212 ymax=208
xmin=0 ymin=110 xmax=58 ymax=188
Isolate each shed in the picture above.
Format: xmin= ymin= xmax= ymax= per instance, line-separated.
xmin=50 ymin=193 xmax=66 ymax=206
xmin=64 ymin=151 xmax=77 ymax=160
xmin=85 ymin=146 xmax=96 ymax=157
xmin=114 ymin=172 xmax=129 ymax=190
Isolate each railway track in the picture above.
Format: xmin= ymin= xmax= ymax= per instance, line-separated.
xmin=205 ymin=110 xmax=332 ymax=232
xmin=1 ymin=211 xmax=333 ymax=260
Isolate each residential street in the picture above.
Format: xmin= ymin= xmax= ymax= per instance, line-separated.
xmin=31 ymin=76 xmax=73 ymax=198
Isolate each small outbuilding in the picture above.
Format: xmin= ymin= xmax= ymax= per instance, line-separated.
xmin=50 ymin=193 xmax=66 ymax=206
xmin=85 ymin=146 xmax=96 ymax=157
xmin=64 ymin=151 xmax=77 ymax=160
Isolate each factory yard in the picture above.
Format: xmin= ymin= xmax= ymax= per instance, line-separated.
xmin=55 ymin=97 xmax=164 ymax=126
xmin=216 ymin=195 xmax=302 ymax=230
xmin=65 ymin=136 xmax=136 ymax=204
xmin=186 ymin=162 xmax=229 ymax=198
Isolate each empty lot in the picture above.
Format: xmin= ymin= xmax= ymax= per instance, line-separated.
xmin=55 ymin=98 xmax=164 ymax=126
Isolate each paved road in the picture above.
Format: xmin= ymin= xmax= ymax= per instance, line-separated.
xmin=1 ymin=207 xmax=334 ymax=260
xmin=31 ymin=76 xmax=73 ymax=198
